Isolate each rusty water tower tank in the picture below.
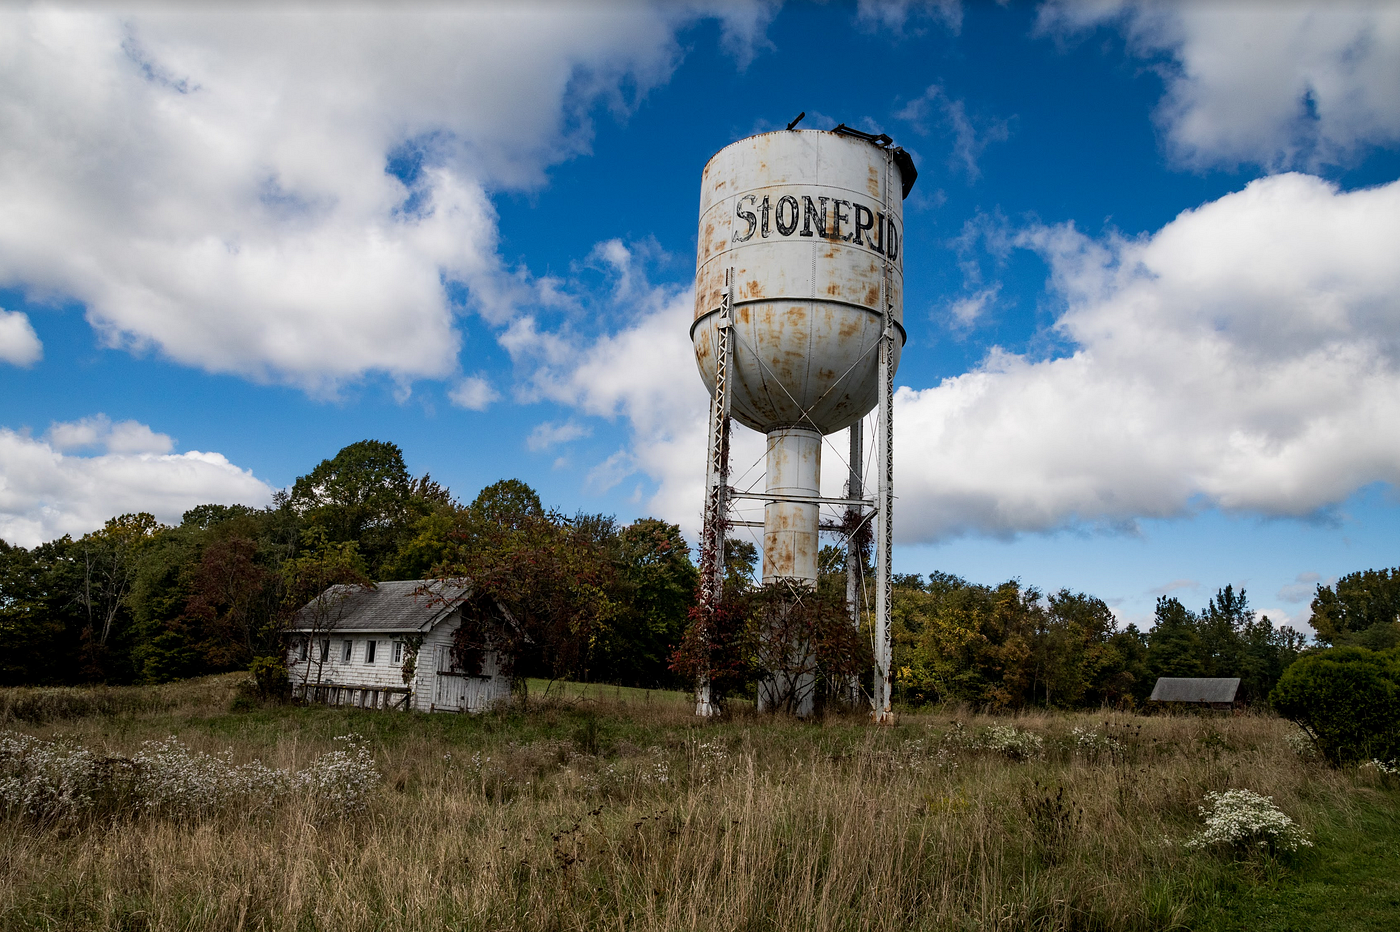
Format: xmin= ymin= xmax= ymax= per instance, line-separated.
xmin=692 ymin=128 xmax=914 ymax=585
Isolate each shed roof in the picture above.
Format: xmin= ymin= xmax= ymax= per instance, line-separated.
xmin=1149 ymin=677 xmax=1240 ymax=703
xmin=289 ymin=580 xmax=471 ymax=634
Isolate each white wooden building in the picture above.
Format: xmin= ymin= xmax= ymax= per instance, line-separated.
xmin=285 ymin=580 xmax=513 ymax=713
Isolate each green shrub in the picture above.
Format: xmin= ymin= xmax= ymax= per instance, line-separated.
xmin=245 ymin=656 xmax=291 ymax=704
xmin=1269 ymin=647 xmax=1400 ymax=765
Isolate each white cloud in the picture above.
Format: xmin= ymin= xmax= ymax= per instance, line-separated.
xmin=893 ymin=172 xmax=1400 ymax=542
xmin=857 ymin=0 xmax=962 ymax=35
xmin=46 ymin=414 xmax=174 ymax=455
xmin=0 ymin=5 xmax=771 ymax=393
xmin=946 ymin=285 xmax=1000 ymax=327
xmin=517 ymin=239 xmax=763 ymax=532
xmin=1038 ymin=2 xmax=1400 ymax=169
xmin=1150 ymin=578 xmax=1198 ymax=598
xmin=586 ymin=450 xmax=636 ymax=495
xmin=0 ymin=308 xmax=42 ymax=366
xmin=1277 ymin=571 xmax=1325 ymax=605
xmin=448 ymin=374 xmax=500 ymax=411
xmin=711 ymin=0 xmax=781 ymax=70
xmin=894 ymin=84 xmax=1009 ymax=181
xmin=527 ymin=420 xmax=592 ymax=452
xmin=0 ymin=422 xmax=274 ymax=547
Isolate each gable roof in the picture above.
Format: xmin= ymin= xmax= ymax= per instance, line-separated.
xmin=289 ymin=579 xmax=472 ymax=634
xmin=1149 ymin=677 xmax=1241 ymax=703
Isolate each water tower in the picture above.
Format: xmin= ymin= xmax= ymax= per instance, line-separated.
xmin=691 ymin=123 xmax=916 ymax=721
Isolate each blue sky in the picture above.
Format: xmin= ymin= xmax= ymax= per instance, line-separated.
xmin=2 ymin=1 xmax=1399 ymax=633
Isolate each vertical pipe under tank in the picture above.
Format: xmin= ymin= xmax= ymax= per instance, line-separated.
xmin=762 ymin=427 xmax=822 ymax=584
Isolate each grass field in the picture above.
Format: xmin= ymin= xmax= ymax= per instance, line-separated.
xmin=1 ymin=675 xmax=1396 ymax=931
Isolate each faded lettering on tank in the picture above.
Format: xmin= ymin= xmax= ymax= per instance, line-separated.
xmin=800 ymin=196 xmax=828 ymax=238
xmin=728 ymin=188 xmax=899 ymax=260
xmin=732 ymin=195 xmax=758 ymax=243
xmin=832 ymin=200 xmax=851 ymax=242
xmin=852 ymin=204 xmax=874 ymax=246
xmin=775 ymin=195 xmax=799 ymax=236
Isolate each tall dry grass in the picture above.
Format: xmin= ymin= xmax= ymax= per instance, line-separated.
xmin=0 ymin=681 xmax=1385 ymax=931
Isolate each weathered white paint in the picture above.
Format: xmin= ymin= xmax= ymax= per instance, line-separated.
xmin=286 ymin=605 xmax=511 ymax=713
xmin=692 ymin=129 xmax=905 ymax=437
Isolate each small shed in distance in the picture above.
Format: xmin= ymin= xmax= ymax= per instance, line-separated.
xmin=1148 ymin=677 xmax=1241 ymax=710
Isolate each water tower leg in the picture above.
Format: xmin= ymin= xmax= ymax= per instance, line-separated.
xmin=873 ymin=329 xmax=895 ymax=725
xmin=696 ymin=271 xmax=733 ymax=718
xmin=845 ymin=419 xmax=864 ymax=708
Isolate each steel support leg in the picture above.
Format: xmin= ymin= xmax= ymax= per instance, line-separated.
xmin=845 ymin=419 xmax=863 ymax=707
xmin=696 ymin=270 xmax=733 ymax=717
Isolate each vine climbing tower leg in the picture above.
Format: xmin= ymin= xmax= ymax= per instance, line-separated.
xmin=696 ymin=269 xmax=733 ymax=717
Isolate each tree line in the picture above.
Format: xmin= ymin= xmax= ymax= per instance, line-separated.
xmin=0 ymin=440 xmax=696 ymax=689
xmin=2 ymin=438 xmax=1396 ymax=712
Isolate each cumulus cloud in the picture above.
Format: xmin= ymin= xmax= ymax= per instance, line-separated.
xmin=448 ymin=374 xmax=501 ymax=411
xmin=0 ymin=421 xmax=274 ymax=547
xmin=1038 ymin=2 xmax=1400 ymax=168
xmin=945 ymin=285 xmax=1000 ymax=327
xmin=894 ymin=173 xmax=1400 ymax=541
xmin=894 ymin=84 xmax=1009 ymax=181
xmin=527 ymin=420 xmax=592 ymax=453
xmin=857 ymin=0 xmax=962 ymax=35
xmin=0 ymin=4 xmax=772 ymax=392
xmin=1277 ymin=571 xmax=1325 ymax=605
xmin=46 ymin=414 xmax=174 ymax=455
xmin=513 ymin=240 xmax=763 ymax=532
xmin=0 ymin=309 xmax=42 ymax=366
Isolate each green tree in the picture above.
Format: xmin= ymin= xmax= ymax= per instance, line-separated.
xmin=903 ymin=578 xmax=1039 ymax=710
xmin=1310 ymin=567 xmax=1400 ymax=648
xmin=592 ymin=518 xmax=698 ymax=688
xmin=280 ymin=526 xmax=371 ymax=692
xmin=74 ymin=513 xmax=162 ymax=681
xmin=1035 ymin=590 xmax=1119 ymax=708
xmin=1271 ymin=647 xmax=1400 ymax=765
xmin=1147 ymin=597 xmax=1206 ymax=680
xmin=433 ymin=485 xmax=622 ymax=685
xmin=289 ymin=440 xmax=419 ymax=577
xmin=0 ymin=539 xmax=82 ymax=685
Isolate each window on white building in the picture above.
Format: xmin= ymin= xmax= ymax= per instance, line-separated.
xmin=318 ymin=639 xmax=330 ymax=663
xmin=392 ymin=641 xmax=403 ymax=664
xmin=297 ymin=639 xmax=309 ymax=662
xmin=342 ymin=640 xmax=352 ymax=662
xmin=365 ymin=640 xmax=377 ymax=664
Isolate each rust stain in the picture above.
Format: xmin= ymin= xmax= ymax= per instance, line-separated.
xmin=865 ymin=283 xmax=881 ymax=306
xmin=867 ymin=164 xmax=881 ymax=198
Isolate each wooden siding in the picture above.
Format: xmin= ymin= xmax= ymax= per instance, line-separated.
xmin=287 ymin=606 xmax=510 ymax=714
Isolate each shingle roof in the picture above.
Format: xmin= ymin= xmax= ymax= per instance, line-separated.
xmin=1149 ymin=677 xmax=1241 ymax=703
xmin=289 ymin=579 xmax=472 ymax=633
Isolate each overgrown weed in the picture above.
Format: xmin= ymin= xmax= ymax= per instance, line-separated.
xmin=0 ymin=678 xmax=1390 ymax=931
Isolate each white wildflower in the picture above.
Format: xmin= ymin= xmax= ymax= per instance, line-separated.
xmin=0 ymin=730 xmax=380 ymax=822
xmin=980 ymin=725 xmax=1044 ymax=761
xmin=1184 ymin=789 xmax=1312 ymax=853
